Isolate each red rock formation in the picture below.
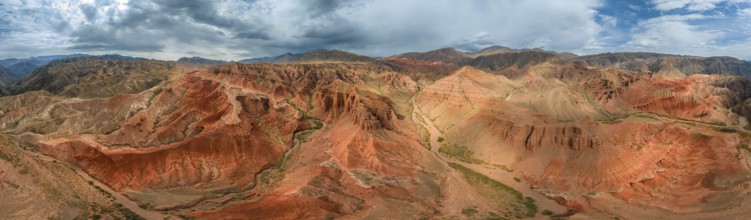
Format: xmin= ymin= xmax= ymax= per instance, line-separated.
xmin=37 ymin=73 xmax=299 ymax=190
xmin=312 ymin=86 xmax=398 ymax=130
xmin=586 ymin=73 xmax=740 ymax=124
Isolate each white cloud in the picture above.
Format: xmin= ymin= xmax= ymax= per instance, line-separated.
xmin=652 ymin=0 xmax=751 ymax=11
xmin=599 ymin=14 xmax=618 ymax=27
xmin=610 ymin=12 xmax=751 ymax=59
xmin=626 ymin=20 xmax=721 ymax=49
xmin=637 ymin=14 xmax=710 ymax=25
xmin=740 ymin=7 xmax=751 ymax=16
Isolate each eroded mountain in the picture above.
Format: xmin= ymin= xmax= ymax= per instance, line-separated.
xmin=2 ymin=47 xmax=751 ymax=219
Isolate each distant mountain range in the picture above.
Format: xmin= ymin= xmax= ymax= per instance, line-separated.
xmin=177 ymin=57 xmax=228 ymax=65
xmin=1 ymin=46 xmax=750 ymax=90
xmin=0 ymin=54 xmax=90 ymax=84
xmin=239 ymin=49 xmax=377 ymax=64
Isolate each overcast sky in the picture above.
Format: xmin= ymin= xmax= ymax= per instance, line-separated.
xmin=1 ymin=0 xmax=750 ymax=60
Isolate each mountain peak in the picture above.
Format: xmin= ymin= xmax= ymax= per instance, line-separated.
xmin=177 ymin=56 xmax=227 ymax=65
xmin=388 ymin=47 xmax=469 ymax=63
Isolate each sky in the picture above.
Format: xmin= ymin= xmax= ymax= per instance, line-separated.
xmin=0 ymin=0 xmax=750 ymax=60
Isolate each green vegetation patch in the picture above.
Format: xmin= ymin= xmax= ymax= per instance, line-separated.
xmin=437 ymin=137 xmax=445 ymax=142
xmin=493 ymin=164 xmax=513 ymax=172
xmin=739 ymin=143 xmax=751 ymax=153
xmin=0 ymin=150 xmax=13 ymax=162
xmin=541 ymin=209 xmax=554 ymax=216
xmin=524 ymin=197 xmax=538 ymax=217
xmin=439 ymin=144 xmax=485 ymax=164
xmin=462 ymin=207 xmax=479 ymax=216
xmin=113 ymin=203 xmax=145 ymax=220
xmin=447 ymin=162 xmax=537 ymax=218
xmin=739 ymin=131 xmax=750 ymax=139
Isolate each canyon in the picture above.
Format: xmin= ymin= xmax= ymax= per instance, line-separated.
xmin=1 ymin=47 xmax=751 ymax=219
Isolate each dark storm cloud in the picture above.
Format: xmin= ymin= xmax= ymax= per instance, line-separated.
xmin=155 ymin=0 xmax=264 ymax=33
xmin=306 ymin=0 xmax=350 ymax=17
xmin=300 ymin=17 xmax=366 ymax=44
xmin=6 ymin=0 xmax=751 ymax=61
xmin=69 ymin=25 xmax=165 ymax=52
xmin=68 ymin=0 xmax=269 ymax=53
xmin=234 ymin=30 xmax=271 ymax=40
xmin=79 ymin=4 xmax=97 ymax=22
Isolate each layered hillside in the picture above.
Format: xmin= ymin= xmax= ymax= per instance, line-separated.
xmin=240 ymin=49 xmax=377 ymax=64
xmin=388 ymin=47 xmax=470 ymax=63
xmin=1 ymin=48 xmax=751 ymax=219
xmin=0 ymin=66 xmax=15 ymax=87
xmin=0 ymin=54 xmax=91 ymax=81
xmin=573 ymin=52 xmax=751 ymax=78
xmin=11 ymin=57 xmax=174 ymax=98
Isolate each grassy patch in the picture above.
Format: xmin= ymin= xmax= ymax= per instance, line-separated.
xmin=448 ymin=162 xmax=537 ymax=217
xmin=259 ymin=169 xmax=285 ymax=185
xmin=114 ymin=203 xmax=145 ymax=220
xmin=421 ymin=128 xmax=431 ymax=150
xmin=92 ymin=184 xmax=114 ymax=199
xmin=437 ymin=137 xmax=445 ymax=142
xmin=0 ymin=151 xmax=12 ymax=162
xmin=439 ymin=144 xmax=484 ymax=164
xmin=3 ymin=180 xmax=20 ymax=189
xmin=739 ymin=131 xmax=750 ymax=139
xmin=739 ymin=144 xmax=751 ymax=153
xmin=524 ymin=197 xmax=538 ymax=217
xmin=632 ymin=114 xmax=658 ymax=121
xmin=448 ymin=162 xmax=523 ymax=197
xmin=514 ymin=177 xmax=522 ymax=183
xmin=492 ymin=164 xmax=513 ymax=172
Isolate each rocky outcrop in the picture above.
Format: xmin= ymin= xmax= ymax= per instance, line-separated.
xmin=313 ymin=87 xmax=398 ymax=130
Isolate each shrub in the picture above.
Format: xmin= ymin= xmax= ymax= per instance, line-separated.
xmin=541 ymin=209 xmax=554 ymax=216
xmin=461 ymin=207 xmax=478 ymax=216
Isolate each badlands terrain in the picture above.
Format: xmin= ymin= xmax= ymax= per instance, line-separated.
xmin=1 ymin=47 xmax=751 ymax=219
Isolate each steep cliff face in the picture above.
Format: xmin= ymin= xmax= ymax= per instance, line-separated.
xmin=312 ymin=87 xmax=398 ymax=130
